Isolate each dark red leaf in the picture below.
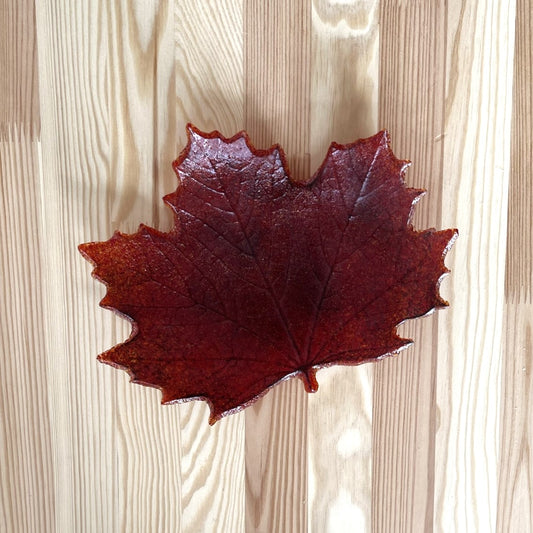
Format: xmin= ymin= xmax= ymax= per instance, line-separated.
xmin=79 ymin=125 xmax=457 ymax=424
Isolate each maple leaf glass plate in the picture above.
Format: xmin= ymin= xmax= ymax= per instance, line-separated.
xmin=79 ymin=125 xmax=457 ymax=424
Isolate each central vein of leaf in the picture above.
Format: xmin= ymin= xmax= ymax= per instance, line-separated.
xmin=209 ymin=159 xmax=303 ymax=367
xmin=304 ymin=143 xmax=383 ymax=364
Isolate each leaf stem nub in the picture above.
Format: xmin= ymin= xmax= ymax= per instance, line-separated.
xmin=301 ymin=368 xmax=318 ymax=393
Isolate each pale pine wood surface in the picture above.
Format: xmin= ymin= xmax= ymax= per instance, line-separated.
xmin=436 ymin=2 xmax=515 ymax=531
xmin=498 ymin=0 xmax=533 ymax=530
xmin=0 ymin=1 xmax=528 ymax=532
xmin=243 ymin=2 xmax=311 ymax=531
xmin=372 ymin=4 xmax=446 ymax=531
xmin=175 ymin=3 xmax=246 ymax=532
xmin=308 ymin=2 xmax=378 ymax=531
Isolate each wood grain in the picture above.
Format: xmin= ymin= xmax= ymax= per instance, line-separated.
xmin=436 ymin=1 xmax=516 ymax=531
xmin=0 ymin=129 xmax=54 ymax=533
xmin=497 ymin=0 xmax=533 ymax=529
xmin=308 ymin=1 xmax=378 ymax=531
xmin=0 ymin=5 xmax=50 ymax=533
xmin=244 ymin=0 xmax=311 ymax=181
xmin=0 ymin=0 xmax=40 ymax=136
xmin=34 ymin=1 xmax=182 ymax=531
xmin=175 ymin=0 xmax=244 ymax=138
xmin=498 ymin=300 xmax=533 ymax=532
xmin=372 ymin=3 xmax=446 ymax=531
xmin=175 ymin=3 xmax=246 ymax=532
xmin=105 ymin=4 xmax=189 ymax=531
xmin=34 ymin=2 xmax=118 ymax=531
xmin=1 ymin=1 xmax=531 ymax=532
xmin=243 ymin=2 xmax=310 ymax=530
xmin=504 ymin=0 xmax=532 ymax=301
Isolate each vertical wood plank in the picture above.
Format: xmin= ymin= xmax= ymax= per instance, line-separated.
xmin=244 ymin=0 xmax=311 ymax=181
xmin=502 ymin=0 xmax=532 ymax=301
xmin=310 ymin=0 xmax=379 ymax=150
xmin=174 ymin=1 xmax=246 ymax=532
xmin=497 ymin=0 xmax=533 ymax=529
xmin=243 ymin=1 xmax=311 ymax=531
xmin=35 ymin=1 xmax=182 ymax=531
xmin=435 ymin=1 xmax=516 ymax=531
xmin=372 ymin=3 xmax=447 ymax=531
xmin=175 ymin=0 xmax=244 ymax=137
xmin=2 ymin=0 xmax=530 ymax=530
xmin=0 ymin=2 xmax=51 ymax=532
xmin=498 ymin=302 xmax=533 ymax=532
xmin=35 ymin=2 xmax=115 ymax=530
xmin=307 ymin=1 xmax=379 ymax=531
xmin=0 ymin=0 xmax=40 ymax=134
xmin=107 ymin=0 xmax=177 ymax=231
xmin=106 ymin=3 xmax=183 ymax=530
xmin=0 ymin=130 xmax=54 ymax=533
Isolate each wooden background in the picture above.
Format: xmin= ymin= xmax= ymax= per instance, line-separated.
xmin=1 ymin=0 xmax=530 ymax=531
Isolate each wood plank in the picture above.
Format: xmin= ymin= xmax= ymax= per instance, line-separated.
xmin=34 ymin=1 xmax=181 ymax=531
xmin=0 ymin=129 xmax=54 ymax=533
xmin=107 ymin=0 xmax=177 ymax=231
xmin=174 ymin=1 xmax=246 ymax=531
xmin=497 ymin=0 xmax=533 ymax=529
xmin=498 ymin=300 xmax=533 ymax=532
xmin=503 ymin=0 xmax=532 ymax=301
xmin=106 ymin=4 xmax=184 ymax=531
xmin=3 ymin=0 xmax=531 ymax=530
xmin=372 ymin=3 xmax=447 ymax=531
xmin=34 ymin=2 xmax=116 ymax=530
xmin=243 ymin=1 xmax=310 ymax=531
xmin=307 ymin=1 xmax=379 ymax=531
xmin=435 ymin=1 xmax=516 ymax=531
xmin=0 ymin=3 xmax=50 ymax=532
xmin=244 ymin=0 xmax=311 ymax=181
xmin=175 ymin=0 xmax=244 ymax=137
xmin=0 ymin=0 xmax=40 ymax=135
